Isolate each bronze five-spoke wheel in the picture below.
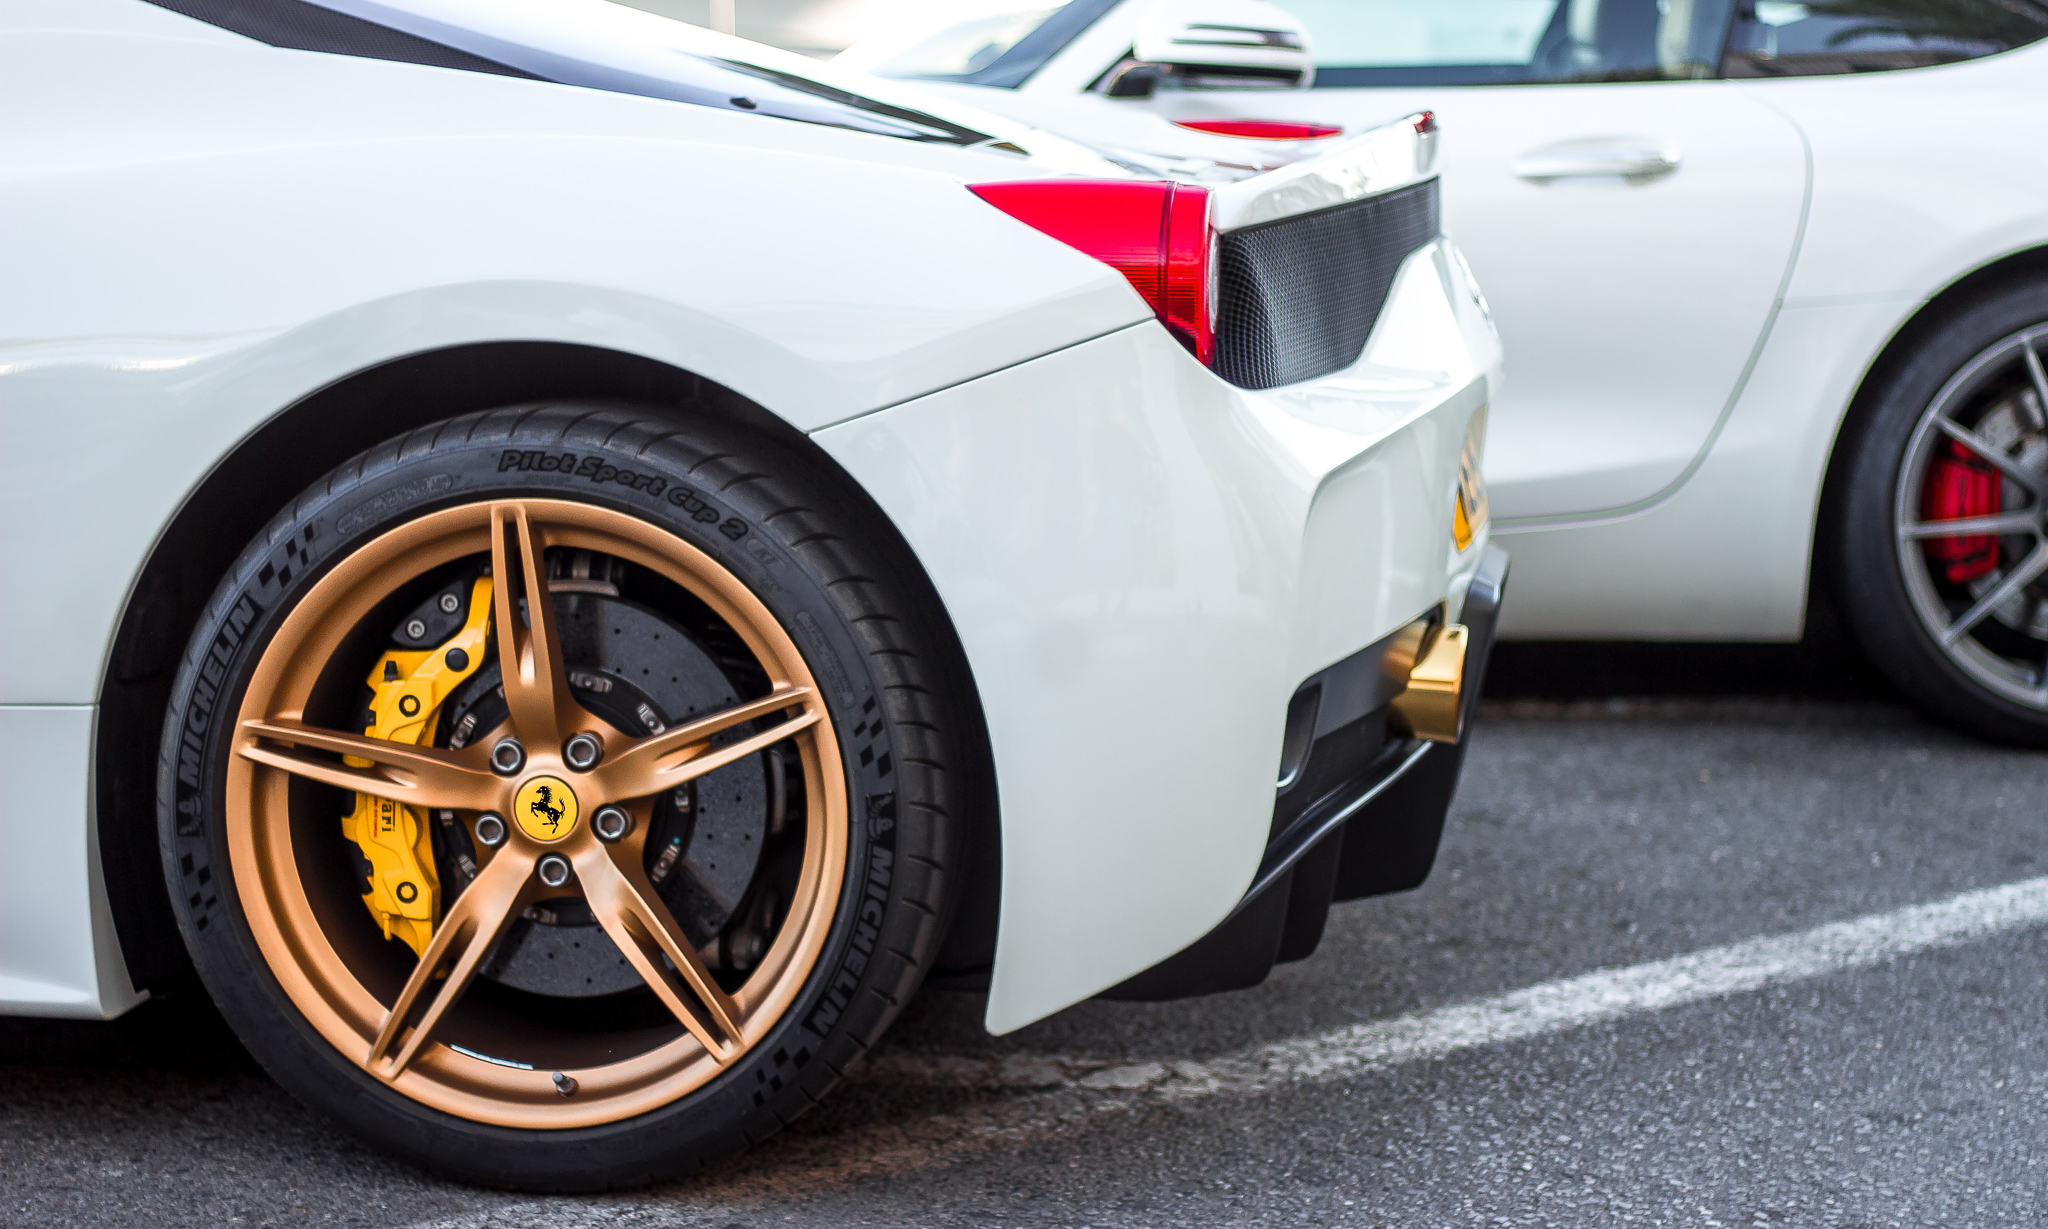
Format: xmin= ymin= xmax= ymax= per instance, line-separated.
xmin=161 ymin=407 xmax=971 ymax=1187
xmin=230 ymin=499 xmax=844 ymax=1126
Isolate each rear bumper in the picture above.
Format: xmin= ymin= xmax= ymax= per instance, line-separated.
xmin=1104 ymin=543 xmax=1507 ymax=1001
xmin=815 ymin=236 xmax=1501 ymax=1031
xmin=1332 ymin=541 xmax=1507 ymax=905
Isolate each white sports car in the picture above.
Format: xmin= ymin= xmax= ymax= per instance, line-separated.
xmin=842 ymin=0 xmax=2048 ymax=744
xmin=0 ymin=0 xmax=1503 ymax=1187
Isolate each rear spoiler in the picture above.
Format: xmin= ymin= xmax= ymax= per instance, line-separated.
xmin=1210 ymin=111 xmax=1439 ymax=232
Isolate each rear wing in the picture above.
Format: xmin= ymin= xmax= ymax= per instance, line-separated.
xmin=1212 ymin=111 xmax=1439 ymax=232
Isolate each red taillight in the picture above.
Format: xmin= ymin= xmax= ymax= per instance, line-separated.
xmin=1923 ymin=439 xmax=2002 ymax=583
xmin=970 ymin=179 xmax=1215 ymax=364
xmin=1172 ymin=119 xmax=1343 ymax=141
xmin=1413 ymin=111 xmax=1437 ymax=135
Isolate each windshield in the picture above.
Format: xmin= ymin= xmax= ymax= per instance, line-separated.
xmin=848 ymin=0 xmax=1123 ymax=87
xmin=150 ymin=0 xmax=995 ymax=144
xmin=881 ymin=8 xmax=1068 ymax=77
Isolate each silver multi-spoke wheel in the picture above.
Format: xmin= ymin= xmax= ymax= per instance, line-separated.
xmin=1895 ymin=326 xmax=2048 ymax=709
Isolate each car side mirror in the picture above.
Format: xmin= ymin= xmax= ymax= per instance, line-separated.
xmin=1099 ymin=0 xmax=1315 ymax=96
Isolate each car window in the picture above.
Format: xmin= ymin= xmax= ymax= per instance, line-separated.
xmin=877 ymin=7 xmax=1066 ymax=77
xmin=1722 ymin=0 xmax=2048 ymax=77
xmin=1275 ymin=0 xmax=1737 ymax=86
xmin=868 ymin=0 xmax=1124 ymax=87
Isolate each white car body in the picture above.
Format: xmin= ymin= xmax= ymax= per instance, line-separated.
xmin=844 ymin=0 xmax=2048 ymax=642
xmin=0 ymin=0 xmax=1499 ymax=1032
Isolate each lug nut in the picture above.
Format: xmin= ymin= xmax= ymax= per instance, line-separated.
xmin=438 ymin=592 xmax=460 ymax=614
xmin=474 ymin=813 xmax=507 ymax=848
xmin=536 ymin=854 xmax=572 ymax=888
xmin=592 ymin=805 xmax=632 ymax=843
xmin=490 ymin=738 xmax=525 ymax=776
xmin=563 ymin=732 xmax=604 ymax=771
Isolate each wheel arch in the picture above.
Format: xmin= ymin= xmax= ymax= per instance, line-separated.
xmin=1812 ymin=244 xmax=2048 ymax=610
xmin=97 ymin=341 xmax=1000 ymax=996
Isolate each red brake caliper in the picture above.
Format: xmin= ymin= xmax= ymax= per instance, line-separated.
xmin=1922 ymin=439 xmax=2003 ymax=583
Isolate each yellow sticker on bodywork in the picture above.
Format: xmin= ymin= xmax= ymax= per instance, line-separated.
xmin=1454 ymin=408 xmax=1489 ymax=553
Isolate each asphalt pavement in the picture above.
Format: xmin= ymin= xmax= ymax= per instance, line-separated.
xmin=8 ymin=632 xmax=2048 ymax=1227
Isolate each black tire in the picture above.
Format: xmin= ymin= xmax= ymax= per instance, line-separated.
xmin=157 ymin=404 xmax=970 ymax=1189
xmin=1832 ymin=279 xmax=2048 ymax=746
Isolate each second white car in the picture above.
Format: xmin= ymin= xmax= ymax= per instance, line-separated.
xmin=843 ymin=0 xmax=2048 ymax=744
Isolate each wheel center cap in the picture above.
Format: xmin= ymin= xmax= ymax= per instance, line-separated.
xmin=513 ymin=775 xmax=579 ymax=842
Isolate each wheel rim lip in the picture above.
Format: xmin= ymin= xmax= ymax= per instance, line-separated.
xmin=1895 ymin=327 xmax=2048 ymax=710
xmin=225 ymin=498 xmax=849 ymax=1129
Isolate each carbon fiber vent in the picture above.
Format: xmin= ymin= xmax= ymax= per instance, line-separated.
xmin=1212 ymin=179 xmax=1441 ymax=391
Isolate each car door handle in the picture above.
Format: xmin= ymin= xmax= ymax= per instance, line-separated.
xmin=1511 ymin=138 xmax=1681 ymax=184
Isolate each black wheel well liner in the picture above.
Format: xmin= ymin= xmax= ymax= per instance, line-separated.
xmin=97 ymin=341 xmax=1000 ymax=996
xmin=1812 ymin=244 xmax=2048 ymax=613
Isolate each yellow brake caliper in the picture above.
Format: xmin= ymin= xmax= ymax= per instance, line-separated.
xmin=343 ymin=575 xmax=492 ymax=956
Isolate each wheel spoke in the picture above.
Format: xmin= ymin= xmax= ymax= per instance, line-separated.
xmin=2024 ymin=334 xmax=2048 ymax=418
xmin=1944 ymin=543 xmax=2048 ymax=645
xmin=1934 ymin=417 xmax=2048 ymax=498
xmin=490 ymin=502 xmax=576 ymax=748
xmin=593 ymin=688 xmax=817 ymax=802
xmin=574 ymin=844 xmax=744 ymax=1058
xmin=237 ymin=718 xmax=500 ymax=811
xmin=366 ymin=847 xmax=534 ymax=1080
xmin=1900 ymin=511 xmax=2041 ymax=540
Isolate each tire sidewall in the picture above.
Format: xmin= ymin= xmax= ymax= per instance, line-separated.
xmin=1834 ymin=281 xmax=2048 ymax=745
xmin=158 ymin=407 xmax=921 ymax=1187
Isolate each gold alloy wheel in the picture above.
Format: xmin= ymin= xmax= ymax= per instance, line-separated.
xmin=225 ymin=499 xmax=847 ymax=1129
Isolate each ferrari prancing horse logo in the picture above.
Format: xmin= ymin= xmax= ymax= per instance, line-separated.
xmin=513 ymin=775 xmax=579 ymax=842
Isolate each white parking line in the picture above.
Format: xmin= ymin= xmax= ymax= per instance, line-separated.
xmin=877 ymin=873 xmax=2048 ymax=1100
xmin=403 ymin=875 xmax=2048 ymax=1225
